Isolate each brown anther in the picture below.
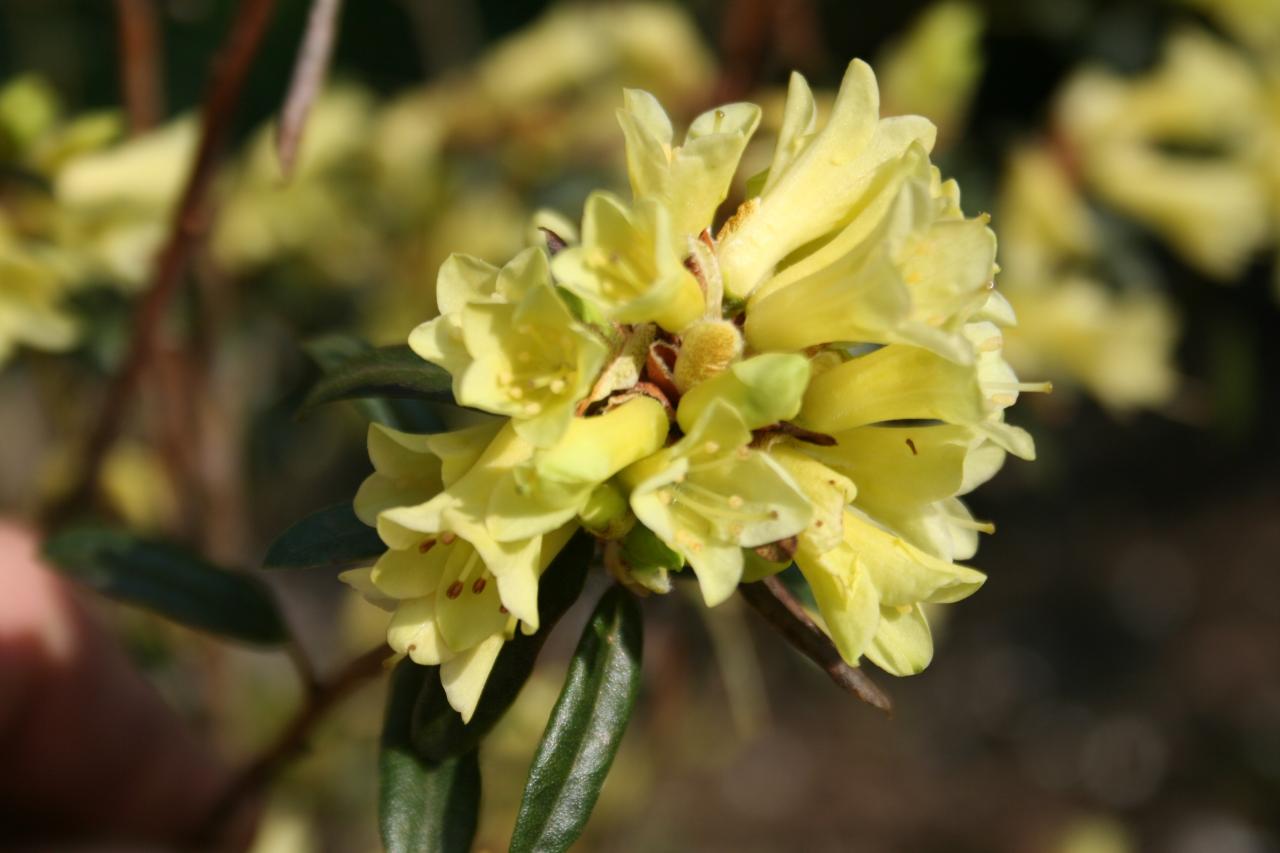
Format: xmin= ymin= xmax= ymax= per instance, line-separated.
xmin=905 ymin=438 xmax=918 ymax=456
xmin=446 ymin=581 xmax=464 ymax=599
xmin=440 ymin=532 xmax=457 ymax=545
xmin=418 ymin=539 xmax=436 ymax=554
xmin=754 ymin=536 xmax=798 ymax=563
xmin=539 ymin=226 xmax=568 ymax=255
xmin=499 ymin=605 xmax=509 ymax=614
xmin=471 ymin=577 xmax=487 ymax=594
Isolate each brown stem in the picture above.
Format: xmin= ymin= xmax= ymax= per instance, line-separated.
xmin=739 ymin=576 xmax=893 ymax=714
xmin=114 ymin=0 xmax=164 ymax=133
xmin=46 ymin=0 xmax=280 ymax=527
xmin=276 ymin=0 xmax=345 ymax=178
xmin=192 ymin=645 xmax=389 ymax=845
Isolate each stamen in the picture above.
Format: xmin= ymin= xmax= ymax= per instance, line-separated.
xmin=418 ymin=539 xmax=436 ymax=554
xmin=472 ymin=577 xmax=487 ymax=594
xmin=703 ymin=440 xmax=720 ymax=455
xmin=446 ymin=581 xmax=464 ymax=599
xmin=952 ymin=517 xmax=996 ymax=534
xmin=458 ymin=548 xmax=483 ymax=583
xmin=441 ymin=532 xmax=457 ymax=545
xmin=728 ymin=495 xmax=744 ymax=509
xmin=550 ymin=378 xmax=566 ymax=394
xmin=905 ymin=438 xmax=918 ymax=456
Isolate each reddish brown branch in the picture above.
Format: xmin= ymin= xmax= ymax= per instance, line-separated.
xmin=740 ymin=576 xmax=893 ymax=714
xmin=192 ymin=645 xmax=389 ymax=844
xmin=277 ymin=0 xmax=345 ymax=178
xmin=47 ymin=0 xmax=280 ymax=526
xmin=114 ymin=0 xmax=165 ymax=133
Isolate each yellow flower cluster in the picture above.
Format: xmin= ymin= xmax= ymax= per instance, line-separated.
xmin=1055 ymin=27 xmax=1280 ymax=285
xmin=994 ymin=144 xmax=1179 ymax=412
xmin=349 ymin=59 xmax=1038 ymax=720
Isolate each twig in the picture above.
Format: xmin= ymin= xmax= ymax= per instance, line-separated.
xmin=739 ymin=576 xmax=893 ymax=714
xmin=46 ymin=0 xmax=280 ymax=526
xmin=192 ymin=645 xmax=390 ymax=845
xmin=276 ymin=0 xmax=344 ymax=179
xmin=113 ymin=0 xmax=164 ymax=133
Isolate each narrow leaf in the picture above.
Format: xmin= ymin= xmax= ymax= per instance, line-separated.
xmin=43 ymin=526 xmax=287 ymax=645
xmin=380 ymin=660 xmax=481 ymax=853
xmin=412 ymin=531 xmax=595 ymax=761
xmin=301 ymin=344 xmax=454 ymax=414
xmin=263 ymin=503 xmax=384 ymax=571
xmin=303 ymin=336 xmax=450 ymax=430
xmin=510 ymin=586 xmax=643 ymax=853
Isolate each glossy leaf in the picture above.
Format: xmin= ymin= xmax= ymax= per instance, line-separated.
xmin=263 ymin=503 xmax=384 ymax=571
xmin=43 ymin=526 xmax=287 ymax=645
xmin=412 ymin=531 xmax=595 ymax=761
xmin=510 ymin=585 xmax=643 ymax=853
xmin=380 ymin=660 xmax=481 ymax=853
xmin=301 ymin=343 xmax=454 ymax=416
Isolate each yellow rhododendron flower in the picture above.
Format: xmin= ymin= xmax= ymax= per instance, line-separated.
xmin=350 ymin=57 xmax=1037 ymax=716
xmin=0 ymin=232 xmax=77 ymax=366
xmin=1055 ymin=29 xmax=1269 ymax=280
xmin=995 ymin=144 xmax=1179 ymax=411
xmin=877 ymin=1 xmax=984 ymax=146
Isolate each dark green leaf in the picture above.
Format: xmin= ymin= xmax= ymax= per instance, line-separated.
xmin=263 ymin=503 xmax=384 ymax=571
xmin=43 ymin=526 xmax=287 ymax=645
xmin=412 ymin=531 xmax=595 ymax=762
xmin=301 ymin=343 xmax=454 ymax=416
xmin=380 ymin=660 xmax=481 ymax=853
xmin=510 ymin=585 xmax=643 ymax=853
xmin=303 ymin=335 xmax=442 ymax=430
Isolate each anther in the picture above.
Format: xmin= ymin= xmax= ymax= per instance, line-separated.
xmin=728 ymin=495 xmax=744 ymax=509
xmin=441 ymin=532 xmax=457 ymax=545
xmin=472 ymin=578 xmax=487 ymax=594
xmin=446 ymin=581 xmax=464 ymax=599
xmin=419 ymin=539 xmax=436 ymax=554
xmin=905 ymin=438 xmax=918 ymax=456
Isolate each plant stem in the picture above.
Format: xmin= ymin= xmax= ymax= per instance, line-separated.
xmin=113 ymin=0 xmax=164 ymax=133
xmin=192 ymin=644 xmax=389 ymax=845
xmin=739 ymin=576 xmax=893 ymax=714
xmin=46 ymin=0 xmax=280 ymax=527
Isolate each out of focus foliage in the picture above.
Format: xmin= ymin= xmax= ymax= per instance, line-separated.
xmin=3 ymin=1 xmax=1280 ymax=851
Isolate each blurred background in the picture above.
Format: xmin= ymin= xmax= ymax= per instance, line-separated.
xmin=2 ymin=0 xmax=1279 ymax=850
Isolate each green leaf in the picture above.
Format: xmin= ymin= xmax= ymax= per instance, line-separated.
xmin=301 ymin=343 xmax=454 ymax=416
xmin=263 ymin=503 xmax=384 ymax=571
xmin=43 ymin=526 xmax=287 ymax=645
xmin=303 ymin=335 xmax=443 ymax=431
xmin=510 ymin=586 xmax=644 ymax=853
xmin=412 ymin=531 xmax=595 ymax=762
xmin=380 ymin=660 xmax=481 ymax=853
